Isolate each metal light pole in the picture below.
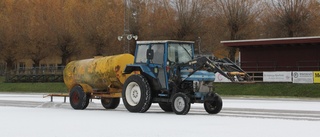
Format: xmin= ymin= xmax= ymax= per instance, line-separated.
xmin=198 ymin=37 xmax=201 ymax=54
xmin=118 ymin=0 xmax=138 ymax=53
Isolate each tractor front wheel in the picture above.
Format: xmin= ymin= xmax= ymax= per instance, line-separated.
xmin=69 ymin=85 xmax=90 ymax=110
xmin=122 ymin=75 xmax=152 ymax=113
xmin=101 ymin=98 xmax=120 ymax=109
xmin=171 ymin=93 xmax=190 ymax=115
xmin=159 ymin=103 xmax=173 ymax=112
xmin=204 ymin=94 xmax=223 ymax=114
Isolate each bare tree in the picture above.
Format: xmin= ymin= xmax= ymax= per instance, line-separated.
xmin=3 ymin=0 xmax=319 ymax=68
xmin=47 ymin=0 xmax=80 ymax=66
xmin=263 ymin=0 xmax=319 ymax=37
xmin=0 ymin=0 xmax=27 ymax=70
xmin=213 ymin=0 xmax=262 ymax=61
xmin=25 ymin=0 xmax=53 ymax=67
xmin=164 ymin=0 xmax=210 ymax=40
xmin=135 ymin=0 xmax=175 ymax=40
xmin=73 ymin=0 xmax=123 ymax=56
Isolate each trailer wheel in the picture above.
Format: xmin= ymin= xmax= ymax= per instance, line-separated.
xmin=204 ymin=94 xmax=223 ymax=114
xmin=159 ymin=103 xmax=173 ymax=112
xmin=69 ymin=85 xmax=90 ymax=110
xmin=122 ymin=75 xmax=152 ymax=113
xmin=101 ymin=98 xmax=120 ymax=109
xmin=171 ymin=93 xmax=190 ymax=115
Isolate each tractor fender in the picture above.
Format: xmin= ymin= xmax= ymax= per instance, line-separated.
xmin=123 ymin=64 xmax=162 ymax=91
xmin=123 ymin=64 xmax=157 ymax=78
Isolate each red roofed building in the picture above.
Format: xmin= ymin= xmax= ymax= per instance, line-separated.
xmin=221 ymin=36 xmax=320 ymax=72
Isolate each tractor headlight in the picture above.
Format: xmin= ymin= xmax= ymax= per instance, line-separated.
xmin=154 ymin=67 xmax=158 ymax=73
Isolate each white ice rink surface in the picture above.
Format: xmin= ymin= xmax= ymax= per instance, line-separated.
xmin=1 ymin=93 xmax=320 ymax=137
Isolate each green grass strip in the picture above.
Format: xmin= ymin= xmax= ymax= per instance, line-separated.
xmin=0 ymin=76 xmax=67 ymax=93
xmin=0 ymin=82 xmax=67 ymax=93
xmin=214 ymin=83 xmax=320 ymax=98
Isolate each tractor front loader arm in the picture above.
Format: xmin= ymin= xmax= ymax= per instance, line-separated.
xmin=182 ymin=56 xmax=250 ymax=82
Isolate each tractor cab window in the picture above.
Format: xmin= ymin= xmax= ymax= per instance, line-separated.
xmin=168 ymin=43 xmax=193 ymax=64
xmin=135 ymin=44 xmax=149 ymax=63
xmin=151 ymin=44 xmax=164 ymax=65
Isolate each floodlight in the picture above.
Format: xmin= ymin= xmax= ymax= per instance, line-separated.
xmin=117 ymin=36 xmax=123 ymax=41
xmin=133 ymin=35 xmax=138 ymax=40
xmin=127 ymin=34 xmax=133 ymax=40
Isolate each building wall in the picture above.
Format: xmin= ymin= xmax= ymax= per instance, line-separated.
xmin=15 ymin=56 xmax=62 ymax=69
xmin=0 ymin=55 xmax=63 ymax=72
xmin=240 ymin=45 xmax=320 ymax=71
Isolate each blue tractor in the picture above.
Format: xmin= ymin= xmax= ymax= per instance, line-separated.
xmin=122 ymin=40 xmax=249 ymax=115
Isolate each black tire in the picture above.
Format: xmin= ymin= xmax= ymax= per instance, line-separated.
xmin=101 ymin=98 xmax=120 ymax=109
xmin=69 ymin=85 xmax=90 ymax=110
xmin=171 ymin=93 xmax=190 ymax=115
xmin=122 ymin=74 xmax=152 ymax=113
xmin=204 ymin=94 xmax=223 ymax=114
xmin=159 ymin=103 xmax=173 ymax=112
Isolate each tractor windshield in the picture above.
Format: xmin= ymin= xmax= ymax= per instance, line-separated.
xmin=168 ymin=43 xmax=193 ymax=64
xmin=135 ymin=44 xmax=149 ymax=63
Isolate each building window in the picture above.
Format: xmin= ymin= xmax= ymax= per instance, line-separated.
xmin=41 ymin=64 xmax=47 ymax=69
xmin=49 ymin=64 xmax=56 ymax=73
xmin=19 ymin=62 xmax=26 ymax=74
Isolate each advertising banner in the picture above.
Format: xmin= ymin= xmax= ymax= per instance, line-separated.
xmin=263 ymin=72 xmax=292 ymax=82
xmin=314 ymin=71 xmax=320 ymax=83
xmin=214 ymin=72 xmax=232 ymax=82
xmin=292 ymin=71 xmax=313 ymax=83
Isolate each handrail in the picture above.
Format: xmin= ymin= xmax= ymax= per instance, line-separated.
xmin=6 ymin=67 xmax=65 ymax=75
xmin=4 ymin=67 xmax=65 ymax=82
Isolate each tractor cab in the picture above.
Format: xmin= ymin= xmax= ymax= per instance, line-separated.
xmin=125 ymin=40 xmax=195 ymax=91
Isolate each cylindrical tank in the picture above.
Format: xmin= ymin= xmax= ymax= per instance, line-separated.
xmin=63 ymin=54 xmax=134 ymax=92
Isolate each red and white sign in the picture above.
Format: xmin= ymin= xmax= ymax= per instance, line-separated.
xmin=214 ymin=72 xmax=232 ymax=82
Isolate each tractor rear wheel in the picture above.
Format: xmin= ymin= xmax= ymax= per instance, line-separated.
xmin=159 ymin=103 xmax=173 ymax=112
xmin=122 ymin=75 xmax=152 ymax=113
xmin=69 ymin=85 xmax=90 ymax=110
xmin=204 ymin=94 xmax=223 ymax=114
xmin=171 ymin=93 xmax=190 ymax=115
xmin=101 ymin=98 xmax=120 ymax=109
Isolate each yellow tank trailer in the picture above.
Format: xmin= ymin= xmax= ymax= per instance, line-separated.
xmin=63 ymin=53 xmax=134 ymax=110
